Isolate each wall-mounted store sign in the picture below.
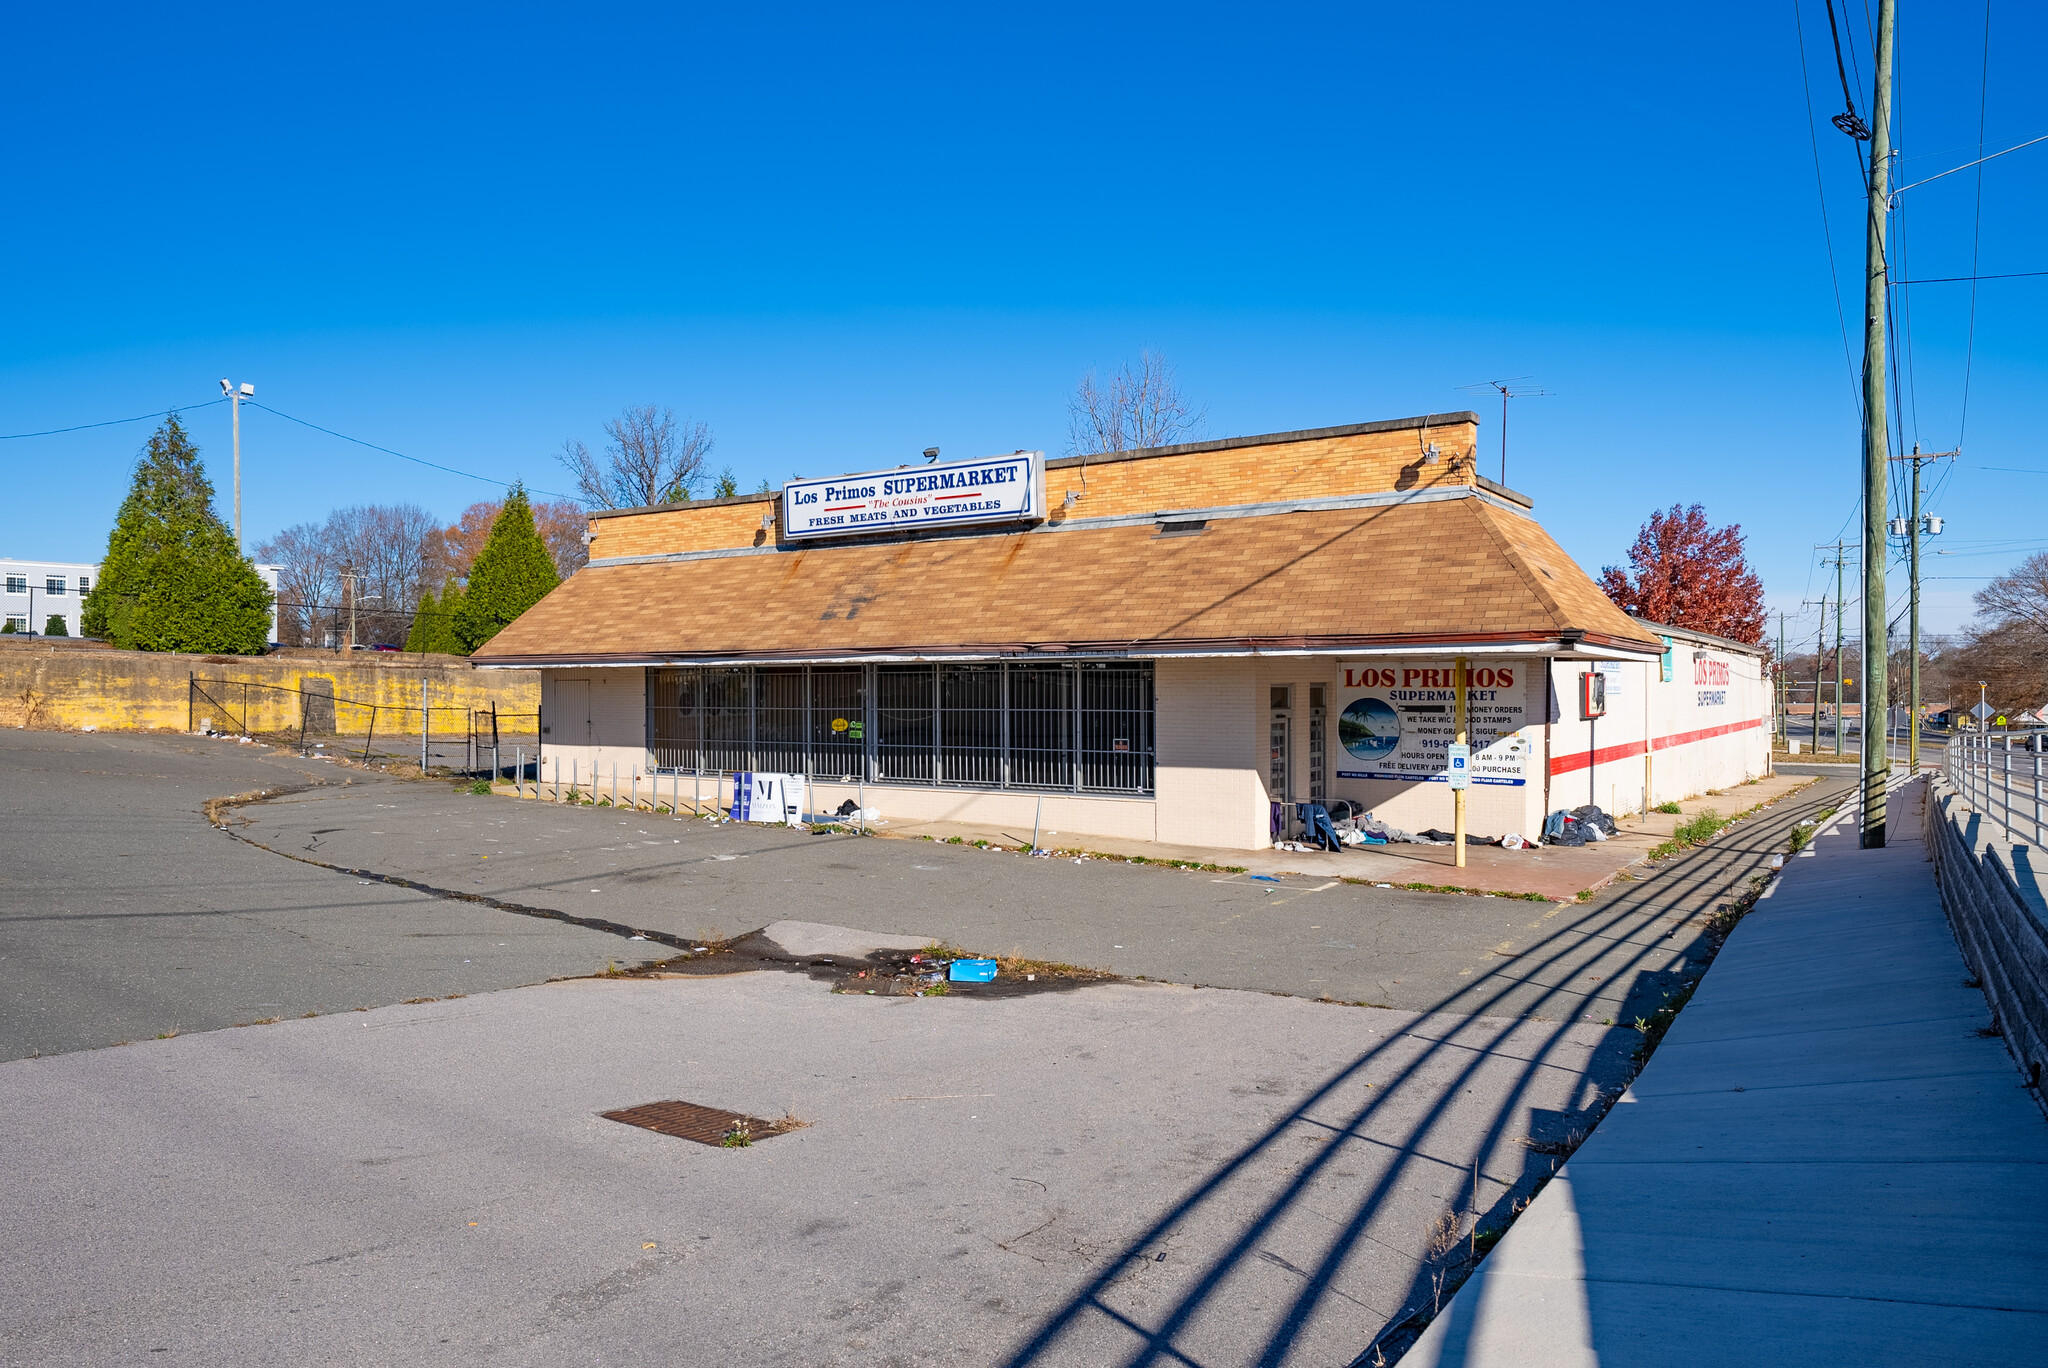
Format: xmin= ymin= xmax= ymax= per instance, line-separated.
xmin=782 ymin=451 xmax=1046 ymax=540
xmin=1333 ymin=659 xmax=1533 ymax=786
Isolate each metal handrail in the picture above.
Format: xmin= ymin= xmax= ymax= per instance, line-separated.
xmin=1945 ymin=730 xmax=2048 ymax=848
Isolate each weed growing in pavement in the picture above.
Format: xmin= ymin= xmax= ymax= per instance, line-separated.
xmin=464 ymin=779 xmax=492 ymax=795
xmin=720 ymin=1120 xmax=753 ymax=1148
xmin=1647 ymin=809 xmax=1730 ymax=861
xmin=1789 ymin=821 xmax=1817 ymax=853
xmin=1654 ymin=801 xmax=1683 ymax=814
xmin=1398 ymin=881 xmax=1549 ymax=900
xmin=154 ymin=1027 xmax=180 ymax=1039
xmin=1424 ymin=1210 xmax=1462 ymax=1261
xmin=1631 ymin=981 xmax=1698 ymax=1064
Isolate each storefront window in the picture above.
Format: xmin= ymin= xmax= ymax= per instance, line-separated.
xmin=643 ymin=661 xmax=1154 ymax=794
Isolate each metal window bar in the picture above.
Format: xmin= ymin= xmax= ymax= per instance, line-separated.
xmin=939 ymin=664 xmax=1003 ymax=787
xmin=875 ymin=665 xmax=936 ymax=782
xmin=1007 ymin=663 xmax=1074 ymax=790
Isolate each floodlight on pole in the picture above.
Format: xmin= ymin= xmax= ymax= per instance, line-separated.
xmin=220 ymin=378 xmax=255 ymax=554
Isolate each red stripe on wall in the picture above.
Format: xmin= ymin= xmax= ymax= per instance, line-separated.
xmin=1651 ymin=717 xmax=1764 ymax=752
xmin=1549 ymin=737 xmax=1645 ymax=776
xmin=1548 ymin=717 xmax=1763 ymax=776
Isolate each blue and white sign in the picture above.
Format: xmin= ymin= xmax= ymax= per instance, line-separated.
xmin=782 ymin=451 xmax=1046 ymax=540
xmin=1446 ymin=743 xmax=1471 ymax=790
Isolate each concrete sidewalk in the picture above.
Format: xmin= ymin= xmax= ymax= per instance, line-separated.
xmin=1406 ymin=775 xmax=2048 ymax=1367
xmin=869 ymin=773 xmax=1818 ymax=901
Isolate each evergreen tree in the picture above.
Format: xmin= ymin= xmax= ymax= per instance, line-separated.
xmin=405 ymin=587 xmax=440 ymax=652
xmin=83 ymin=416 xmax=274 ymax=652
xmin=405 ymin=577 xmax=470 ymax=655
xmin=454 ymin=485 xmax=558 ymax=652
xmin=44 ymin=615 xmax=68 ymax=636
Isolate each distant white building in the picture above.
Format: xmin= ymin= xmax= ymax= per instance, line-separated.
xmin=2 ymin=557 xmax=284 ymax=641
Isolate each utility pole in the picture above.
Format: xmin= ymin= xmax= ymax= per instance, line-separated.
xmin=1857 ymin=0 xmax=1896 ymax=845
xmin=219 ymin=379 xmax=254 ymax=554
xmin=1834 ymin=553 xmax=1847 ymax=759
xmin=1888 ymin=445 xmax=1954 ymax=771
xmin=341 ymin=567 xmax=360 ymax=651
xmin=1776 ymin=611 xmax=1790 ymax=746
xmin=1805 ymin=601 xmax=1827 ymax=756
xmin=1816 ymin=542 xmax=1854 ymax=757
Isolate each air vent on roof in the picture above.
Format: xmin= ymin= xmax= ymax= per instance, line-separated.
xmin=1155 ymin=519 xmax=1208 ymax=537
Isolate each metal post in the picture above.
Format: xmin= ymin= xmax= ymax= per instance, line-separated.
xmin=363 ymin=705 xmax=376 ymax=762
xmin=494 ymin=744 xmax=500 ymax=786
xmin=1453 ymin=656 xmax=1468 ymax=869
xmin=421 ymin=692 xmax=429 ymax=772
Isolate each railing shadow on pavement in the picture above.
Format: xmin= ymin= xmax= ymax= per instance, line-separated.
xmin=993 ymin=780 xmax=1844 ymax=1368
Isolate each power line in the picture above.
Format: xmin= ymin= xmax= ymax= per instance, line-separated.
xmin=0 ymin=397 xmax=227 ymax=441
xmin=1893 ymin=269 xmax=2048 ymax=285
xmin=245 ymin=402 xmax=579 ymax=503
xmin=1960 ymin=0 xmax=1994 ymax=449
xmin=1794 ymin=0 xmax=1865 ymax=418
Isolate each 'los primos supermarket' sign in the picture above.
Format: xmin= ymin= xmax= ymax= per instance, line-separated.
xmin=782 ymin=451 xmax=1047 ymax=540
xmin=1334 ymin=661 xmax=1532 ymax=786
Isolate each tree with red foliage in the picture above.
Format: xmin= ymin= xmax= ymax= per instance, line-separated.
xmin=1598 ymin=504 xmax=1765 ymax=645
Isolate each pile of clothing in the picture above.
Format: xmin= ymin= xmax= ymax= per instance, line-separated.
xmin=1542 ymin=804 xmax=1620 ymax=846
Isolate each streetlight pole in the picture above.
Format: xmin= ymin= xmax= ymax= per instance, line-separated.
xmin=219 ymin=379 xmax=255 ymax=554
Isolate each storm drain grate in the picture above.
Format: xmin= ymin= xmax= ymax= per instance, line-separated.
xmin=601 ymin=1100 xmax=793 ymax=1146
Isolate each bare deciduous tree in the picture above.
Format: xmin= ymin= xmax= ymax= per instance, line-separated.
xmin=257 ymin=503 xmax=440 ymax=648
xmin=254 ymin=523 xmax=337 ymax=647
xmin=1065 ymin=351 xmax=1206 ymax=456
xmin=556 ymin=405 xmax=714 ymax=509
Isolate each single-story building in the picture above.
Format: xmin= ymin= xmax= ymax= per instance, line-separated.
xmin=473 ymin=413 xmax=1769 ymax=848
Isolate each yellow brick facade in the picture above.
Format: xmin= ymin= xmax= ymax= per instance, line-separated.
xmin=583 ymin=417 xmax=1482 ymax=560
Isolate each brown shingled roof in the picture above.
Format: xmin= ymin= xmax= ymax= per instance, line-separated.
xmin=473 ymin=494 xmax=1662 ymax=664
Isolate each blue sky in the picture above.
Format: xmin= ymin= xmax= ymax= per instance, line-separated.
xmin=3 ymin=2 xmax=2042 ymax=639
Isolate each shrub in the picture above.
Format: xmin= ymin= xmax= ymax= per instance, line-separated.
xmin=1654 ymin=801 xmax=1683 ymax=815
xmin=43 ymin=615 xmax=68 ymax=636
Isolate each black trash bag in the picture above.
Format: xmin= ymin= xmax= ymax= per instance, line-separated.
xmin=1571 ymin=804 xmax=1619 ymax=837
xmin=1543 ymin=811 xmax=1588 ymax=846
xmin=835 ymin=798 xmax=860 ymax=816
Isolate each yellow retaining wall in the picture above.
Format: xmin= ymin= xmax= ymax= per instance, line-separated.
xmin=0 ymin=642 xmax=538 ymax=733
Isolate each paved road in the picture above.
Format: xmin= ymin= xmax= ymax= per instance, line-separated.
xmin=233 ymin=771 xmax=1849 ymax=1026
xmin=0 ymin=729 xmax=634 ymax=1060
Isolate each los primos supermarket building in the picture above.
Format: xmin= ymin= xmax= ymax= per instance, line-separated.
xmin=475 ymin=413 xmax=1770 ymax=849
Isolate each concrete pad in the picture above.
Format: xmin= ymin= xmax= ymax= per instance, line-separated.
xmin=755 ymin=919 xmax=935 ymax=959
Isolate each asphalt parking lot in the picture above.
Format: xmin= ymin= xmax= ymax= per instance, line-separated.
xmin=0 ymin=729 xmax=633 ymax=1061
xmin=1 ymin=729 xmax=1841 ymax=1365
xmin=232 ymin=765 xmax=1844 ymax=1026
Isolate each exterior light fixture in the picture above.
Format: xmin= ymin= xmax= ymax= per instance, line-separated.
xmin=922 ymin=446 xmax=940 ymax=463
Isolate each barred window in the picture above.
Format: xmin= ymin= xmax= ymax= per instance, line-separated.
xmin=1007 ymin=664 xmax=1072 ymax=789
xmin=875 ymin=665 xmax=935 ymax=783
xmin=754 ymin=668 xmax=806 ymax=774
xmin=633 ymin=661 xmax=1153 ymax=794
xmin=809 ymin=667 xmax=865 ymax=781
xmin=939 ymin=665 xmax=1002 ymax=786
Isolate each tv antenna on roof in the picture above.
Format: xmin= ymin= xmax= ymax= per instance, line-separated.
xmin=1458 ymin=378 xmax=1550 ymax=487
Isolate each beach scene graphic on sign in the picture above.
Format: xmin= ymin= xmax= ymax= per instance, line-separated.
xmin=1338 ymin=697 xmax=1401 ymax=760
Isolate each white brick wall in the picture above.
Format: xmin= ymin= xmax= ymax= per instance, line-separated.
xmin=1157 ymin=658 xmax=1265 ymax=848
